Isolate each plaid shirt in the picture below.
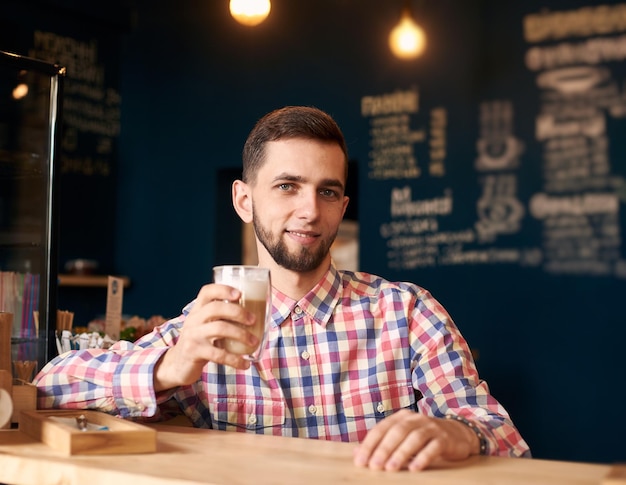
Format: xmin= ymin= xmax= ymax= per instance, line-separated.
xmin=35 ymin=265 xmax=530 ymax=457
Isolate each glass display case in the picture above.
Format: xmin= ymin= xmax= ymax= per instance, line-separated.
xmin=0 ymin=50 xmax=64 ymax=373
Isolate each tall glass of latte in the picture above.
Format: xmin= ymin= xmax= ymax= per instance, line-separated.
xmin=212 ymin=265 xmax=271 ymax=362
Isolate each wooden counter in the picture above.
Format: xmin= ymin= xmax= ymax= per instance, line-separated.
xmin=0 ymin=424 xmax=618 ymax=485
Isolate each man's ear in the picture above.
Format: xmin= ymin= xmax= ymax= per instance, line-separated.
xmin=232 ymin=179 xmax=253 ymax=223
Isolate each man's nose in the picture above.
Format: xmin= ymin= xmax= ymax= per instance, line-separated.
xmin=295 ymin=189 xmax=320 ymax=220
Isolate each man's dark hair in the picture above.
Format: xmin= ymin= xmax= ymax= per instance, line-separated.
xmin=242 ymin=106 xmax=348 ymax=184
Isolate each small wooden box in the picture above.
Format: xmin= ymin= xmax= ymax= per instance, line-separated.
xmin=20 ymin=409 xmax=157 ymax=455
xmin=11 ymin=379 xmax=36 ymax=425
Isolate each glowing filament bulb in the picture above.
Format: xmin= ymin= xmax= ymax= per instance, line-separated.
xmin=230 ymin=0 xmax=271 ymax=26
xmin=389 ymin=11 xmax=426 ymax=59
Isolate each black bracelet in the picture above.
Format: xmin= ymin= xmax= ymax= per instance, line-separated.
xmin=443 ymin=414 xmax=488 ymax=455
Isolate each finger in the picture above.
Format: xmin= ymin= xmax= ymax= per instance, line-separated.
xmin=354 ymin=410 xmax=416 ymax=469
xmin=188 ymin=317 xmax=259 ymax=354
xmin=408 ymin=435 xmax=446 ymax=471
xmin=382 ymin=428 xmax=436 ymax=472
xmin=195 ymin=283 xmax=241 ymax=306
xmin=368 ymin=423 xmax=431 ymax=471
xmin=353 ymin=413 xmax=398 ymax=467
xmin=155 ymin=333 xmax=251 ymax=390
xmin=176 ymin=322 xmax=254 ymax=370
xmin=187 ymin=298 xmax=256 ymax=332
xmin=200 ymin=343 xmax=252 ymax=370
xmin=208 ymin=320 xmax=260 ymax=353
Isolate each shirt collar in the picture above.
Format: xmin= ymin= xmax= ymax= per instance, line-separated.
xmin=271 ymin=264 xmax=343 ymax=328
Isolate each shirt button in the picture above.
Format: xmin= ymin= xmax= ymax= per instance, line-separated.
xmin=136 ymin=402 xmax=146 ymax=411
xmin=301 ymin=350 xmax=310 ymax=360
xmin=248 ymin=414 xmax=257 ymax=425
xmin=376 ymin=403 xmax=385 ymax=413
xmin=308 ymin=405 xmax=317 ymax=415
xmin=294 ymin=306 xmax=302 ymax=315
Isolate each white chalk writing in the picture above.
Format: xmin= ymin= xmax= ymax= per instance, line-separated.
xmin=524 ymin=4 xmax=626 ymax=43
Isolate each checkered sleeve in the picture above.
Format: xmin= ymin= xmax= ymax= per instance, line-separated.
xmin=409 ymin=287 xmax=531 ymax=458
xmin=34 ymin=316 xmax=185 ymax=419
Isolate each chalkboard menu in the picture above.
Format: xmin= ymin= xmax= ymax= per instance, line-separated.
xmin=361 ymin=71 xmax=626 ymax=276
xmin=358 ymin=1 xmax=626 ymax=463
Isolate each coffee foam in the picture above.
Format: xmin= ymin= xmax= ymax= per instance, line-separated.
xmin=240 ymin=280 xmax=268 ymax=299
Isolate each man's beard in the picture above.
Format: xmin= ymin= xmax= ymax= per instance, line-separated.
xmin=252 ymin=214 xmax=337 ymax=272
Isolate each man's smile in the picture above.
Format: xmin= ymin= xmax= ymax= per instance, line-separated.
xmin=286 ymin=229 xmax=320 ymax=244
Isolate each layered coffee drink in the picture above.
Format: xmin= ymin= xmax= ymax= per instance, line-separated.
xmin=213 ymin=266 xmax=271 ymax=361
xmin=223 ymin=280 xmax=268 ymax=355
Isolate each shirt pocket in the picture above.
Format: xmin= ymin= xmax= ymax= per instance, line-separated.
xmin=343 ymin=383 xmax=415 ymax=420
xmin=211 ymin=397 xmax=285 ymax=431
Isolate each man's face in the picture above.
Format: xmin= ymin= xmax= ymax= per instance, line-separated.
xmin=249 ymin=138 xmax=349 ymax=272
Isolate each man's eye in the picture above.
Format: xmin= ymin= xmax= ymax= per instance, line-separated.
xmin=321 ymin=189 xmax=338 ymax=198
xmin=278 ymin=183 xmax=293 ymax=191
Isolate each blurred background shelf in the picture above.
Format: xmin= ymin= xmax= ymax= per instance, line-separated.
xmin=58 ymin=274 xmax=130 ymax=288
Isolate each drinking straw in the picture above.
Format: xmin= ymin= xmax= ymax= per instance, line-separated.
xmin=21 ymin=273 xmax=38 ymax=338
xmin=14 ymin=272 xmax=24 ymax=338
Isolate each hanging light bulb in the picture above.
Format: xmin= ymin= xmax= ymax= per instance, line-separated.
xmin=230 ymin=0 xmax=271 ymax=27
xmin=389 ymin=2 xmax=426 ymax=60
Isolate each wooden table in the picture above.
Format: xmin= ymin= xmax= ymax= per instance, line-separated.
xmin=0 ymin=424 xmax=619 ymax=485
